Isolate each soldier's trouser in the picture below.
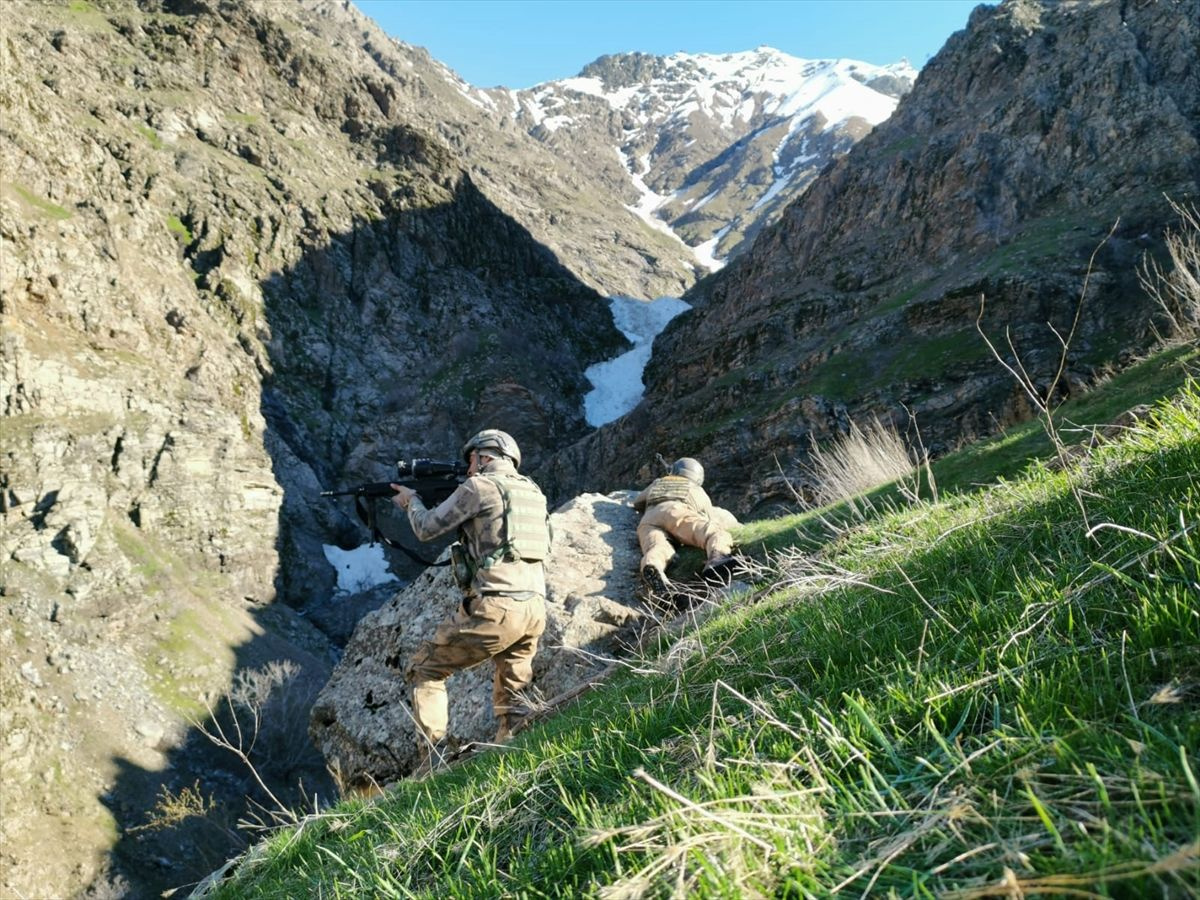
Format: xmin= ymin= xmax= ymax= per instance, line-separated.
xmin=405 ymin=594 xmax=547 ymax=743
xmin=637 ymin=501 xmax=733 ymax=573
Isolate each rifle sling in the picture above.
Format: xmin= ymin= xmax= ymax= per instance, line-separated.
xmin=354 ymin=494 xmax=449 ymax=568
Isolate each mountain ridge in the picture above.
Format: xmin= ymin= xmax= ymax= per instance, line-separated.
xmin=485 ymin=46 xmax=917 ymax=268
xmin=533 ymin=0 xmax=1200 ymax=515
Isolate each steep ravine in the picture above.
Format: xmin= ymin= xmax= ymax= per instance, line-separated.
xmin=1 ymin=1 xmax=625 ymax=895
xmin=535 ymin=0 xmax=1200 ymax=515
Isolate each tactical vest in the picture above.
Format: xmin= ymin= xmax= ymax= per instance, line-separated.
xmin=472 ymin=472 xmax=552 ymax=570
xmin=643 ymin=475 xmax=696 ymax=508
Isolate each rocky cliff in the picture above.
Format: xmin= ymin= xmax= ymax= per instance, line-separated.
xmin=538 ymin=0 xmax=1200 ymax=515
xmin=0 ymin=0 xmax=629 ymax=895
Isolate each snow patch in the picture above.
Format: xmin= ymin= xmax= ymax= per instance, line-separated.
xmin=323 ymin=543 xmax=399 ymax=594
xmin=617 ymin=149 xmax=720 ymax=271
xmin=541 ymin=115 xmax=574 ymax=132
xmin=556 ymin=75 xmax=608 ymax=98
xmin=752 ymin=174 xmax=792 ymax=211
xmin=693 ymin=226 xmax=731 ymax=272
xmin=555 ymin=77 xmax=641 ymax=110
xmin=584 ymin=296 xmax=691 ymax=426
xmin=693 ymin=188 xmax=720 ymax=210
xmin=618 ymin=149 xmax=683 ymax=242
xmin=521 ymin=96 xmax=546 ymax=126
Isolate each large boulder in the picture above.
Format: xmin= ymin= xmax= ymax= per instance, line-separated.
xmin=310 ymin=491 xmax=649 ymax=785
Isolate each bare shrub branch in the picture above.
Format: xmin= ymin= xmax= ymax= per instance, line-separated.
xmin=975 ymin=220 xmax=1120 ymax=534
xmin=187 ymin=660 xmax=327 ymax=831
xmin=1140 ymin=197 xmax=1200 ymax=343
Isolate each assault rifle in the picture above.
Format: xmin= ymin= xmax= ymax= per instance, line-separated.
xmin=321 ymin=458 xmax=468 ymax=564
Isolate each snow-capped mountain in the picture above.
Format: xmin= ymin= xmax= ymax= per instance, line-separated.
xmin=484 ymin=48 xmax=916 ymax=269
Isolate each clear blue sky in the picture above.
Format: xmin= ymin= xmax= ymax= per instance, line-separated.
xmin=353 ymin=0 xmax=986 ymax=89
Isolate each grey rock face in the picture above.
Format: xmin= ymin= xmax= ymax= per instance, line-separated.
xmin=0 ymin=0 xmax=628 ymax=895
xmin=539 ymin=0 xmax=1200 ymax=516
xmin=310 ymin=491 xmax=647 ymax=784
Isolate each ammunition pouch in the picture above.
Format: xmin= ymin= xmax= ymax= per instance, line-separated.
xmin=449 ymin=542 xmax=475 ymax=590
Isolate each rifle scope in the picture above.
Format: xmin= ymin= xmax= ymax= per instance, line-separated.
xmin=397 ymin=458 xmax=469 ymax=479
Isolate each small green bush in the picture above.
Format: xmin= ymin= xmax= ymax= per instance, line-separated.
xmin=137 ymin=124 xmax=165 ymax=150
xmin=166 ymin=215 xmax=193 ymax=243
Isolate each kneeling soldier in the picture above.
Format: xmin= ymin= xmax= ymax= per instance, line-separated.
xmin=391 ymin=429 xmax=550 ymax=776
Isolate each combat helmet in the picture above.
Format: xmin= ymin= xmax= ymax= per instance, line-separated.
xmin=462 ymin=429 xmax=522 ymax=468
xmin=671 ymin=457 xmax=704 ymax=485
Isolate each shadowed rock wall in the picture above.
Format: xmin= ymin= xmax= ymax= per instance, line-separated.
xmin=1 ymin=1 xmax=623 ymax=894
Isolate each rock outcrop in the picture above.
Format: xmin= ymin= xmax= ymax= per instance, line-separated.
xmin=310 ymin=492 xmax=649 ymax=784
xmin=538 ymin=0 xmax=1200 ymax=515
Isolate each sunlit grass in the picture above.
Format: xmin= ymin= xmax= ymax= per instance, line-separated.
xmin=737 ymin=344 xmax=1199 ymax=557
xmin=205 ymin=378 xmax=1200 ymax=899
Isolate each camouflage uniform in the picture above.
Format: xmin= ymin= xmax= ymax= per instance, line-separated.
xmin=633 ymin=475 xmax=734 ymax=574
xmin=403 ymin=456 xmax=547 ymax=746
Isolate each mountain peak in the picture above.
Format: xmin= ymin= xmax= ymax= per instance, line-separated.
xmin=576 ymin=51 xmax=668 ymax=89
xmin=510 ymin=45 xmax=917 ymax=268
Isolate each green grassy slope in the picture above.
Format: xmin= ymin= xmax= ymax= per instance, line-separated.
xmin=739 ymin=346 xmax=1199 ymax=557
xmin=207 ymin=366 xmax=1199 ymax=899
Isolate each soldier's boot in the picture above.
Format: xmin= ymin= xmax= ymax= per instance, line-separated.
xmin=495 ymin=707 xmax=531 ymax=743
xmin=701 ymin=554 xmax=737 ymax=585
xmin=641 ymin=565 xmax=672 ymax=597
xmin=494 ymin=716 xmax=514 ymax=744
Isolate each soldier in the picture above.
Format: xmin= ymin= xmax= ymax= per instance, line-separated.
xmin=390 ymin=429 xmax=550 ymax=776
xmin=632 ymin=457 xmax=736 ymax=597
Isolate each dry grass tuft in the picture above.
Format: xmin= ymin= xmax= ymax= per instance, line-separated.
xmin=1141 ymin=198 xmax=1200 ymax=343
xmin=806 ymin=418 xmax=916 ymax=508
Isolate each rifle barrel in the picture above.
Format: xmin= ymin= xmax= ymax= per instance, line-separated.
xmin=321 ymin=477 xmax=462 ymax=504
xmin=320 ymin=484 xmax=398 ymax=497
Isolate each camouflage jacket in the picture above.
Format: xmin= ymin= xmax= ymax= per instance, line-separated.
xmin=406 ymin=457 xmax=547 ymax=597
